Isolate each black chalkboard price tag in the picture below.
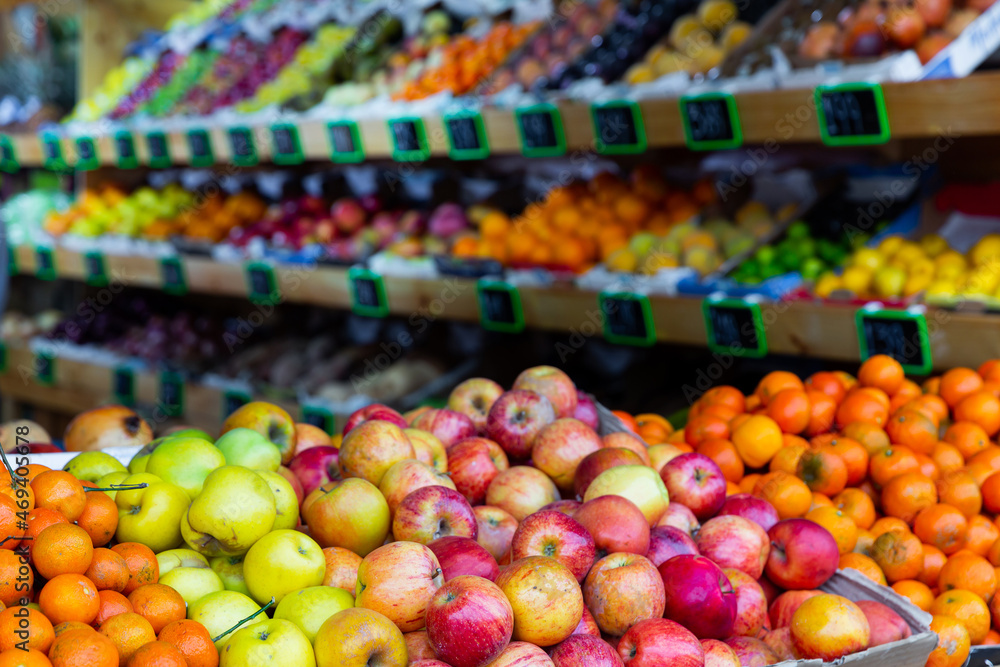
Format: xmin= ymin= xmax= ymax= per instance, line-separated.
xmin=477 ymin=280 xmax=525 ymax=334
xmin=187 ymin=129 xmax=214 ymax=167
xmin=591 ymin=101 xmax=646 ymax=155
xmin=598 ymin=291 xmax=655 ymax=347
xmin=222 ymin=390 xmax=251 ymax=419
xmin=0 ymin=342 xmax=7 ymax=372
xmin=245 ymin=262 xmax=279 ymax=304
xmin=271 ymin=123 xmax=303 ymax=165
xmin=444 ymin=111 xmax=489 ymax=160
xmin=35 ymin=246 xmax=56 ymax=281
xmin=815 ymin=83 xmax=890 ymax=146
xmin=115 ymin=131 xmax=138 ymax=169
xmin=83 ymin=251 xmax=108 ymax=287
xmin=112 ymin=366 xmax=135 ymax=406
xmin=0 ymin=135 xmax=17 ymax=173
xmin=348 ymin=267 xmax=388 ymax=318
xmin=160 ymin=257 xmax=187 ymax=295
xmin=387 ymin=117 xmax=430 ymax=162
xmin=301 ymin=406 xmax=335 ymax=435
xmin=702 ymin=297 xmax=767 ymax=358
xmin=8 ymin=245 xmax=17 ymax=276
xmin=967 ymin=645 xmax=1000 ymax=666
xmin=228 ymin=126 xmax=258 ymax=166
xmin=515 ymin=104 xmax=566 ymax=158
xmin=159 ymin=371 xmax=185 ymax=417
xmin=34 ymin=352 xmax=55 ymax=386
xmin=74 ymin=137 xmax=99 ymax=171
xmin=40 ymin=134 xmax=67 ymax=172
xmin=855 ymin=305 xmax=931 ymax=375
xmin=327 ymin=121 xmax=364 ymax=163
xmin=146 ymin=131 xmax=171 ymax=168
xmin=680 ymin=93 xmax=743 ymax=151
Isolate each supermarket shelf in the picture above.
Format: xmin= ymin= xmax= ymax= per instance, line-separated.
xmin=6 ymin=72 xmax=1000 ymax=169
xmin=13 ymin=246 xmax=1000 ymax=370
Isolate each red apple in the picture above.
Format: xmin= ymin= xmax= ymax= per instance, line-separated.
xmin=404 ymin=630 xmax=437 ymax=662
xmin=304 ymin=478 xmax=390 ymax=556
xmin=379 ymin=459 xmax=456 ymax=517
xmin=448 ymin=378 xmax=505 ymax=434
xmin=600 ymin=432 xmax=650 ymax=466
xmin=550 ymin=635 xmax=623 ymax=667
xmin=407 ymin=429 xmax=448 ymax=473
xmin=762 ymin=627 xmax=796 ymax=661
xmin=332 ymin=197 xmax=366 ymax=234
xmin=723 ymin=569 xmax=769 ymax=637
xmin=447 ymin=437 xmax=509 ymax=505
xmin=695 ymin=515 xmax=769 ymax=579
xmin=322 ymin=546 xmax=362 ymax=592
xmin=513 ymin=366 xmax=577 ymax=418
xmin=722 ymin=637 xmax=778 ymax=667
xmin=393 ymin=485 xmax=477 ymax=544
xmin=700 ymin=639 xmax=740 ymax=667
xmin=856 ymin=599 xmax=911 ymax=647
xmin=616 ymin=618 xmax=704 ymax=667
xmin=495 ymin=557 xmax=583 ymax=647
xmin=294 ymin=422 xmax=332 ymax=453
xmin=426 ymin=575 xmax=513 ymax=667
xmin=486 ymin=390 xmax=557 ymax=460
xmin=289 ymin=446 xmax=340 ymax=496
xmin=343 ymin=403 xmax=408 ymax=434
xmin=574 ymin=495 xmax=649 ymax=557
xmin=583 ymin=553 xmax=665 ymax=636
xmin=412 ymin=409 xmax=477 ymax=448
xmin=716 ymin=494 xmax=780 ymax=533
xmin=573 ymin=448 xmax=644 ymax=500
xmin=765 ymin=519 xmax=839 ymax=590
xmin=790 ymin=594 xmax=870 ymax=661
xmin=487 ymin=641 xmax=556 ymax=666
xmin=411 ymin=661 xmax=450 ymax=667
xmin=474 ymin=505 xmax=518 ymax=563
xmin=405 ymin=406 xmax=433 ymax=425
xmin=572 ymin=392 xmax=600 ymax=430
xmin=511 ymin=510 xmax=595 ymax=582
xmin=277 ymin=465 xmax=305 ymax=507
xmin=355 ymin=541 xmax=444 ymax=632
xmin=758 ymin=576 xmax=781 ymax=607
xmin=572 ymin=605 xmax=600 ymax=637
xmin=660 ymin=453 xmax=726 ymax=521
xmin=769 ymin=590 xmax=823 ymax=629
xmin=658 ymin=555 xmax=737 ymax=639
xmin=532 ymin=419 xmax=602 ymax=493
xmin=540 ymin=500 xmax=581 ymax=515
xmin=486 ymin=466 xmax=560 ymax=522
xmin=655 ymin=503 xmax=700 ymax=537
xmin=645 ymin=526 xmax=698 ymax=567
xmin=338 ymin=420 xmax=415 ymax=486
xmin=428 ymin=536 xmax=500 ymax=582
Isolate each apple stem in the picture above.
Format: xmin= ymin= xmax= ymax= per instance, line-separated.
xmin=85 ymin=483 xmax=149 ymax=492
xmin=212 ymin=597 xmax=275 ymax=643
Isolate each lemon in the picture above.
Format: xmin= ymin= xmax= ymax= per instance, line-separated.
xmin=910 ymin=257 xmax=936 ymax=277
xmin=814 ymin=272 xmax=843 ymax=298
xmin=971 ymin=234 xmax=1000 ymax=266
xmin=965 ymin=266 xmax=1000 ymax=294
xmin=877 ymin=236 xmax=905 ymax=257
xmin=926 ymin=279 xmax=956 ymax=297
xmin=852 ymin=248 xmax=884 ymax=272
xmin=893 ymin=242 xmax=926 ymax=267
xmin=842 ymin=266 xmax=873 ymax=295
xmin=904 ymin=273 xmax=932 ymax=297
xmin=920 ymin=234 xmax=949 ymax=257
xmin=874 ymin=266 xmax=907 ymax=298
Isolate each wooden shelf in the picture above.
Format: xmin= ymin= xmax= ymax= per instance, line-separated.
xmin=14 ymin=245 xmax=1000 ymax=370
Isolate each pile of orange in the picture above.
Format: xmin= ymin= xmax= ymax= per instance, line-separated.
xmin=147 ymin=191 xmax=266 ymax=242
xmin=0 ymin=466 xmax=218 ymax=667
xmin=655 ymin=355 xmax=1000 ymax=667
xmin=451 ymin=167 xmax=715 ymax=272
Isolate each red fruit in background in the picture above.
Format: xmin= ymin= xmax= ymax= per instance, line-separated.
xmin=551 ymin=634 xmax=624 ymax=667
xmin=392 ymin=485 xmax=477 ymax=545
xmin=843 ymin=20 xmax=887 ymax=57
xmin=645 ymin=526 xmax=698 ymax=567
xmin=486 ymin=390 xmax=557 ymax=460
xmin=541 ymin=500 xmax=581 ymax=515
xmin=584 ymin=553 xmax=665 ymax=637
xmin=916 ymin=0 xmax=951 ymax=27
xmin=446 ymin=437 xmax=509 ymax=506
xmin=765 ymin=519 xmax=839 ymax=590
xmin=856 ymin=599 xmax=911 ymax=647
xmin=510 ymin=510 xmax=595 ymax=582
xmin=723 ymin=569 xmax=770 ymax=638
xmin=574 ymin=495 xmax=650 ymax=557
xmin=425 ymin=575 xmax=513 ymax=667
xmin=723 ymin=636 xmax=778 ymax=666
xmin=658 ymin=554 xmax=737 ymax=640
xmin=716 ymin=494 xmax=779 ymax=533
xmin=532 ymin=418 xmax=602 ymax=493
xmin=700 ymin=639 xmax=740 ymax=667
xmin=448 ymin=378 xmax=505 ymax=434
xmin=342 ymin=403 xmax=407 ymax=435
xmin=288 ymin=446 xmax=340 ymax=496
xmin=412 ymin=409 xmax=477 ymax=448
xmin=616 ymin=618 xmax=704 ymax=667
xmin=293 ymin=423 xmax=331 ymax=453
xmin=512 ymin=365 xmax=578 ymax=418
xmin=474 ymin=506 xmax=517 ymax=563
xmin=656 ymin=503 xmax=700 ymax=537
xmin=572 ymin=606 xmax=601 ymax=637
xmin=428 ymin=536 xmax=499 ymax=582
xmin=695 ymin=515 xmax=770 ymax=580
xmin=660 ymin=453 xmax=727 ymax=521
xmin=573 ymin=392 xmax=600 ymax=430
xmin=574 ymin=448 xmax=644 ymax=500
xmin=885 ymin=6 xmax=926 ymax=48
xmin=769 ymin=590 xmax=823 ymax=629
xmin=916 ymin=33 xmax=952 ymax=64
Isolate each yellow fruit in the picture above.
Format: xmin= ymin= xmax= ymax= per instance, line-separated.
xmin=669 ymin=15 xmax=704 ymax=49
xmin=893 ymin=242 xmax=926 ymax=267
xmin=605 ymin=248 xmax=638 ymax=273
xmin=920 ymin=234 xmax=949 ymax=257
xmin=903 ymin=273 xmax=932 ymax=297
xmin=877 ymin=236 xmax=905 ymax=257
xmin=652 ymin=50 xmax=685 ymax=76
xmin=926 ymin=280 xmax=956 ymax=297
xmin=697 ymin=0 xmax=738 ymax=33
xmin=842 ymin=266 xmax=874 ymax=295
xmin=910 ymin=257 xmax=935 ymax=277
xmin=970 ymin=234 xmax=1000 ymax=266
xmin=964 ymin=267 xmax=999 ymax=295
xmin=625 ymin=64 xmax=656 ymax=85
xmin=719 ymin=21 xmax=752 ymax=51
xmin=814 ymin=273 xmax=843 ymax=298
xmin=874 ymin=266 xmax=907 ymax=298
xmin=851 ymin=248 xmax=884 ymax=272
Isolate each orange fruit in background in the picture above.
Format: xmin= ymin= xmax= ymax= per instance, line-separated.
xmin=870 ymin=529 xmax=923 ymax=583
xmin=0 ymin=648 xmax=51 ymax=667
xmin=817 ymin=437 xmax=869 ymax=487
xmin=980 ymin=359 xmax=1000 ymax=381
xmin=869 ymin=446 xmax=920 ymax=488
xmin=20 ymin=465 xmax=51 ymax=485
xmin=110 ymin=544 xmax=158 ymax=597
xmin=836 ymin=392 xmax=888 ymax=428
xmin=986 ymin=629 xmax=1000 ymax=645
xmin=127 ymin=585 xmax=185 ymax=635
xmin=765 ymin=389 xmax=811 ymax=435
xmin=32 ymin=524 xmax=93 ymax=580
xmin=838 ymin=552 xmax=886 ymax=585
xmin=924 ymin=376 xmax=942 ymax=394
xmin=39 ymin=574 xmax=99 ymax=626
xmin=939 ymin=552 xmax=998 ymax=602
xmin=855 ymin=529 xmax=875 ymax=555
xmin=752 ymin=471 xmax=811 ymax=520
xmin=870 ymin=516 xmax=909 ymax=538
xmin=858 ymin=354 xmax=905 ymax=395
xmin=47 ymin=628 xmax=117 ymax=667
xmin=807 ymin=507 xmax=857 ymax=554
xmin=770 ymin=443 xmax=808 ymax=476
xmin=889 ymin=380 xmax=923 ymax=413
xmin=157 ymin=620 xmax=219 ymax=667
xmin=944 ymin=422 xmax=989 ymax=460
xmin=853 ymin=386 xmax=891 ymax=411
xmin=0 ymin=606 xmax=53 ymax=653
xmin=0 ymin=550 xmax=30 ymax=608
xmin=966 ymin=515 xmax=1000 ymax=558
xmin=697 ymin=403 xmax=739 ymax=423
xmin=635 ymin=414 xmax=674 ymax=444
xmin=0 ymin=496 xmax=24 ymax=551
xmin=921 ymin=543 xmax=949 ymax=588
xmin=731 ymin=415 xmax=783 ymax=469
xmin=885 ymin=410 xmax=938 ymax=455
xmin=841 ymin=421 xmax=890 ymax=457
xmin=937 ymin=471 xmax=983 ymax=519
xmin=915 ymin=504 xmax=969 ymax=555
xmin=881 ymin=472 xmax=938 ymax=525
xmin=833 ymin=488 xmax=876 ymax=530
xmin=75 ymin=492 xmax=117 ymax=548
xmin=93 ymin=590 xmax=132 ymax=627
xmin=941 ymin=368 xmax=985 ymax=409
xmin=982 ymin=472 xmax=1000 ymax=514
xmin=809 ymin=492 xmax=833 ymax=511
xmin=700 ymin=386 xmax=746 ymax=414
xmin=955 ymin=391 xmax=1000 ymax=436
xmin=52 ymin=623 xmax=91 ymax=638
xmin=98 ymin=612 xmax=155 ymax=666
xmin=754 ymin=371 xmax=804 ymax=407
xmin=684 ymin=414 xmax=729 ymax=447
xmin=806 ymin=371 xmax=849 ymax=404
xmin=933 ymin=443 xmax=966 ymax=476
xmin=796 ymin=448 xmax=848 ymax=497
xmin=915 ymin=452 xmax=941 ymax=482
xmin=804 ymin=390 xmax=837 ymax=437
xmin=695 ymin=439 xmax=743 ymax=483
xmin=892 ymin=580 xmax=934 ymax=612
xmin=126 ymin=641 xmax=187 ymax=667
xmin=931 ymin=589 xmax=991 ymax=644
xmin=968 ymin=446 xmax=1000 ymax=472
xmin=30 ymin=472 xmax=85 ymax=522
xmin=85 ymin=549 xmax=130 ymax=593
xmin=24 ymin=509 xmax=68 ymax=557
xmin=611 ymin=411 xmax=638 ymax=433
xmin=739 ymin=474 xmax=760 ymax=495
xmin=901 ymin=395 xmax=948 ymax=427
xmin=927 ymin=614 xmax=971 ymax=667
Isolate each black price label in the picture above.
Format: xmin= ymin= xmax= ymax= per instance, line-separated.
xmin=388 ymin=118 xmax=429 ymax=161
xmin=599 ymin=292 xmax=655 ymax=347
xmin=187 ymin=129 xmax=214 ymax=167
xmin=702 ymin=299 xmax=767 ymax=358
xmin=477 ymin=281 xmax=524 ymax=334
xmin=327 ymin=121 xmax=363 ymax=163
xmin=75 ymin=137 xmax=98 ymax=171
xmin=0 ymin=135 xmax=17 ymax=173
xmin=680 ymin=93 xmax=742 ymax=150
xmin=228 ymin=127 xmax=258 ymax=166
xmin=159 ymin=372 xmax=184 ymax=417
xmin=591 ymin=102 xmax=646 ymax=154
xmin=161 ymin=257 xmax=187 ymax=295
xmin=115 ymin=132 xmax=138 ymax=169
xmin=855 ymin=308 xmax=931 ymax=375
xmin=271 ymin=124 xmax=303 ymax=165
xmin=146 ymin=132 xmax=170 ymax=168
xmin=35 ymin=247 xmax=56 ymax=280
xmin=815 ymin=83 xmax=890 ymax=146
xmin=445 ymin=113 xmax=489 ymax=160
xmin=348 ymin=267 xmax=388 ymax=318
xmin=113 ymin=367 xmax=135 ymax=406
xmin=0 ymin=342 xmax=7 ymax=372
xmin=222 ymin=390 xmax=250 ymax=418
xmin=83 ymin=251 xmax=108 ymax=286
xmin=967 ymin=646 xmax=1000 ymax=666
xmin=515 ymin=105 xmax=566 ymax=158
xmin=34 ymin=352 xmax=55 ymax=385
xmin=301 ymin=406 xmax=335 ymax=435
xmin=41 ymin=135 xmax=66 ymax=171
xmin=245 ymin=262 xmax=278 ymax=304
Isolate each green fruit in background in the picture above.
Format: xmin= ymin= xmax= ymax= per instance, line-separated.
xmin=779 ymin=253 xmax=801 ymax=272
xmin=801 ymin=257 xmax=826 ymax=281
xmin=741 ymin=259 xmax=760 ymax=276
xmin=760 ymin=264 xmax=784 ymax=280
xmin=787 ymin=221 xmax=810 ymax=239
xmin=793 ymin=238 xmax=816 ymax=258
xmin=755 ymin=246 xmax=776 ymax=266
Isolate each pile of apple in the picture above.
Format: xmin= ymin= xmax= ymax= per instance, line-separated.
xmin=56 ymin=365 xmax=919 ymax=667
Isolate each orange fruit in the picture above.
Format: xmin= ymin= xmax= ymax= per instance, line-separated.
xmin=940 ymin=368 xmax=985 ymax=409
xmin=943 ymin=422 xmax=989 ymax=460
xmin=85 ymin=549 xmax=130 ymax=593
xmin=738 ymin=474 xmax=760 ymax=495
xmin=93 ymin=590 xmax=132 ymax=627
xmin=765 ymin=389 xmax=810 ymax=435
xmin=695 ymin=439 xmax=743 ymax=483
xmin=833 ymin=488 xmax=876 ymax=530
xmin=837 ymin=552 xmax=886 ymax=585
xmin=914 ymin=504 xmax=969 ymax=555
xmin=836 ymin=392 xmax=888 ymax=428
xmin=927 ymin=615 xmax=970 ymax=667
xmin=157 ymin=620 xmax=219 ymax=667
xmin=980 ymin=359 xmax=1000 ymax=381
xmin=915 ymin=452 xmax=941 ymax=482
xmin=0 ymin=550 xmax=29 ymax=608
xmin=931 ymin=589 xmax=991 ymax=644
xmin=123 ymin=641 xmax=186 ymax=667
xmin=47 ymin=628 xmax=117 ymax=667
xmin=30 ymin=472 xmax=85 ymax=522
xmin=892 ymin=580 xmax=934 ymax=611
xmin=809 ymin=492 xmax=833 ymax=511
xmin=98 ymin=612 xmax=155 ymax=666
xmin=842 ymin=421 xmax=890 ymax=457
xmin=981 ymin=471 xmax=1000 ymax=514
xmin=852 ymin=386 xmax=891 ymax=411
xmin=635 ymin=414 xmax=674 ymax=445
xmin=110 ymin=545 xmax=158 ymax=597
xmin=39 ymin=575 xmax=99 ymax=626
xmin=52 ymin=623 xmax=92 ymax=639
xmin=969 ymin=446 xmax=1000 ymax=472
xmin=804 ymin=390 xmax=837 ymax=437
xmin=806 ymin=507 xmax=857 ymax=554
xmin=0 ymin=648 xmax=51 ymax=667
xmin=869 ymin=446 xmax=920 ymax=488
xmin=985 ymin=629 xmax=1000 ymax=645
xmin=881 ymin=472 xmax=938 ymax=524
xmin=937 ymin=471 xmax=983 ymax=519
xmin=683 ymin=415 xmax=729 ymax=447
xmin=939 ymin=553 xmax=998 ymax=602
xmin=754 ymin=371 xmax=804 ymax=407
xmin=885 ymin=410 xmax=938 ymax=455
xmin=921 ymin=544 xmax=948 ymax=589
xmin=33 ymin=524 xmax=94 ymax=580
xmin=700 ymin=386 xmax=745 ymax=414
xmin=932 ymin=443 xmax=965 ymax=476
xmin=910 ymin=394 xmax=950 ymax=424
xmin=955 ymin=391 xmax=1000 ymax=436
xmin=855 ymin=529 xmax=875 ymax=555
xmin=806 ymin=371 xmax=849 ymax=404
xmin=966 ymin=515 xmax=1000 ymax=558
xmin=870 ymin=529 xmax=923 ymax=583
xmin=23 ymin=509 xmax=69 ymax=557
xmin=127 ymin=585 xmax=185 ymax=635
xmin=752 ymin=471 xmax=811 ymax=519
xmin=858 ymin=355 xmax=905 ymax=395
xmin=818 ymin=437 xmax=869 ymax=487
xmin=870 ymin=516 xmax=909 ymax=537
xmin=796 ymin=448 xmax=848 ymax=497
xmin=0 ymin=496 xmax=23 ymax=552
xmin=731 ymin=415 xmax=783 ymax=469
xmin=0 ymin=606 xmax=53 ymax=653
xmin=889 ymin=380 xmax=923 ymax=414
xmin=75 ymin=492 xmax=117 ymax=548
xmin=768 ymin=443 xmax=808 ymax=476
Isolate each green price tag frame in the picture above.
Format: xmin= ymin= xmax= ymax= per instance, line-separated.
xmin=245 ymin=261 xmax=279 ymax=305
xmin=114 ymin=131 xmax=138 ymax=169
xmin=160 ymin=257 xmax=188 ymax=295
xmin=387 ymin=117 xmax=430 ymax=162
xmin=301 ymin=406 xmax=336 ymax=435
xmin=7 ymin=245 xmax=17 ymax=276
xmin=680 ymin=92 xmax=744 ymax=151
xmin=40 ymin=133 xmax=67 ymax=172
xmin=74 ymin=137 xmax=99 ymax=171
xmin=0 ymin=135 xmax=17 ymax=173
xmin=590 ymin=100 xmax=647 ymax=155
xmin=814 ymin=82 xmax=891 ymax=147
xmin=228 ymin=126 xmax=258 ymax=167
xmin=476 ymin=280 xmax=525 ymax=334
xmin=443 ymin=111 xmax=490 ymax=161
xmin=855 ymin=307 xmax=932 ymax=376
xmin=701 ymin=297 xmax=768 ymax=358
xmin=145 ymin=131 xmax=172 ymax=169
xmin=159 ymin=371 xmax=185 ymax=417
xmin=0 ymin=342 xmax=7 ymax=372
xmin=327 ymin=121 xmax=365 ymax=163
xmin=514 ymin=104 xmax=567 ymax=158
xmin=598 ymin=291 xmax=656 ymax=347
xmin=222 ymin=390 xmax=251 ymax=419
xmin=35 ymin=246 xmax=56 ymax=281
xmin=83 ymin=251 xmax=108 ymax=287
xmin=34 ymin=352 xmax=55 ymax=386
xmin=187 ymin=129 xmax=215 ymax=167
xmin=270 ymin=123 xmax=304 ymax=165
xmin=112 ymin=366 xmax=136 ymax=406
xmin=348 ymin=267 xmax=389 ymax=318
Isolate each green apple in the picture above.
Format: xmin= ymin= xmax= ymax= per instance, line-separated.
xmin=274 ymin=586 xmax=354 ymax=643
xmin=158 ymin=548 xmax=210 ymax=575
xmin=161 ymin=566 xmax=225 ymax=607
xmin=181 ymin=466 xmax=276 ymax=558
xmin=95 ymin=471 xmax=129 ymax=500
xmin=243 ymin=530 xmax=325 ymax=605
xmin=147 ymin=437 xmax=226 ymax=499
xmin=215 ymin=428 xmax=282 ymax=472
xmin=168 ymin=428 xmax=213 ymax=440
xmin=128 ymin=453 xmax=150 ymax=474
xmin=211 ymin=555 xmax=251 ymax=596
xmin=188 ymin=590 xmax=262 ymax=651
xmin=64 ymin=451 xmax=127 ymax=482
xmin=255 ymin=470 xmax=299 ymax=530
xmin=220 ymin=619 xmax=315 ymax=667
xmin=116 ymin=472 xmax=189 ymax=553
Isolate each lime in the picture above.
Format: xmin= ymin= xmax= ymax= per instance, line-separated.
xmin=801 ymin=257 xmax=825 ymax=281
xmin=787 ymin=221 xmax=810 ymax=239
xmin=754 ymin=246 xmax=776 ymax=265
